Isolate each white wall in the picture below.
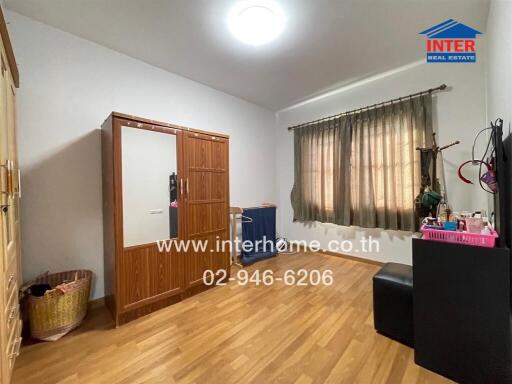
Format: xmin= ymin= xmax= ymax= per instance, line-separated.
xmin=122 ymin=127 xmax=177 ymax=247
xmin=486 ymin=1 xmax=512 ymax=130
xmin=276 ymin=60 xmax=488 ymax=265
xmin=7 ymin=11 xmax=276 ymax=299
xmin=486 ymin=0 xmax=512 ymax=246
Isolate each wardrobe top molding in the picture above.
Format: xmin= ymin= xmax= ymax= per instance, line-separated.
xmin=0 ymin=5 xmax=19 ymax=87
xmin=108 ymin=112 xmax=230 ymax=139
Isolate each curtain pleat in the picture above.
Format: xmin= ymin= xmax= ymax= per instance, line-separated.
xmin=290 ymin=94 xmax=433 ymax=232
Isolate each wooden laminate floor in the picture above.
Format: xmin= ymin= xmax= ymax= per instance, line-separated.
xmin=13 ymin=252 xmax=452 ymax=384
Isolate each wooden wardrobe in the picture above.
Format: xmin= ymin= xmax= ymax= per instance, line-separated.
xmin=102 ymin=113 xmax=230 ymax=326
xmin=0 ymin=6 xmax=22 ymax=383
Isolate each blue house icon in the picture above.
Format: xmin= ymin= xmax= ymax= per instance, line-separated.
xmin=420 ymin=19 xmax=482 ymax=39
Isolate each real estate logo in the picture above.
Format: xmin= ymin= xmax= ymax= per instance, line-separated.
xmin=419 ymin=19 xmax=482 ymax=63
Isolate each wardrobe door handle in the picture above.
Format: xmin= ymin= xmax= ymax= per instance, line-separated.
xmin=186 ymin=178 xmax=189 ymax=195
xmin=9 ymin=337 xmax=21 ymax=361
xmin=8 ymin=160 xmax=13 ymax=197
xmin=0 ymin=161 xmax=6 ymax=196
xmin=16 ymin=168 xmax=21 ymax=199
xmin=180 ymin=178 xmax=184 ymax=195
xmin=8 ymin=305 xmax=18 ymax=324
xmin=1 ymin=160 xmax=12 ymax=196
xmin=7 ymin=274 xmax=16 ymax=289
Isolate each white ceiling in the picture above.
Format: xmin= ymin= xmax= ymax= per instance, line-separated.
xmin=6 ymin=0 xmax=489 ymax=110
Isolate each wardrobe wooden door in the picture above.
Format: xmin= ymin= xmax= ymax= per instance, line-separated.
xmin=0 ymin=62 xmax=19 ymax=286
xmin=184 ymin=132 xmax=230 ymax=291
xmin=115 ymin=119 xmax=185 ymax=314
xmin=5 ymin=73 xmax=19 ymax=275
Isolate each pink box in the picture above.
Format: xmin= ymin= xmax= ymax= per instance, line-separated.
xmin=420 ymin=225 xmax=498 ymax=248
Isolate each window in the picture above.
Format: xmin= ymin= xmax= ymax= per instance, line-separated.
xmin=291 ymin=95 xmax=432 ymax=232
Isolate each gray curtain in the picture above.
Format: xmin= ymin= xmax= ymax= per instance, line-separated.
xmin=291 ymin=94 xmax=433 ymax=231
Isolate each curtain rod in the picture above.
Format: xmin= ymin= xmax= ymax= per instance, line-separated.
xmin=287 ymin=84 xmax=447 ymax=131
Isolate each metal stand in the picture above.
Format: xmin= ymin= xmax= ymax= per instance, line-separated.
xmin=416 ymin=133 xmax=460 ymax=217
xmin=229 ymin=207 xmax=244 ymax=268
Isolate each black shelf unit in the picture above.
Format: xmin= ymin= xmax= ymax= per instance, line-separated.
xmin=413 ymin=239 xmax=511 ymax=383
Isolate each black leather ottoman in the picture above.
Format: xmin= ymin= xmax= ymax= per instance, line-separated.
xmin=373 ymin=262 xmax=414 ymax=347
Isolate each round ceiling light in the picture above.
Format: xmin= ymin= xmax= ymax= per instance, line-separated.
xmin=228 ymin=1 xmax=285 ymax=46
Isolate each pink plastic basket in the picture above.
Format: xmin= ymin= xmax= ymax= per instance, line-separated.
xmin=420 ymin=226 xmax=498 ymax=248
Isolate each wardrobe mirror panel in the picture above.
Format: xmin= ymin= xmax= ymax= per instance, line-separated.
xmin=121 ymin=126 xmax=179 ymax=247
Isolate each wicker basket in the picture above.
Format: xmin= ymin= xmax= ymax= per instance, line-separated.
xmin=26 ymin=270 xmax=92 ymax=341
